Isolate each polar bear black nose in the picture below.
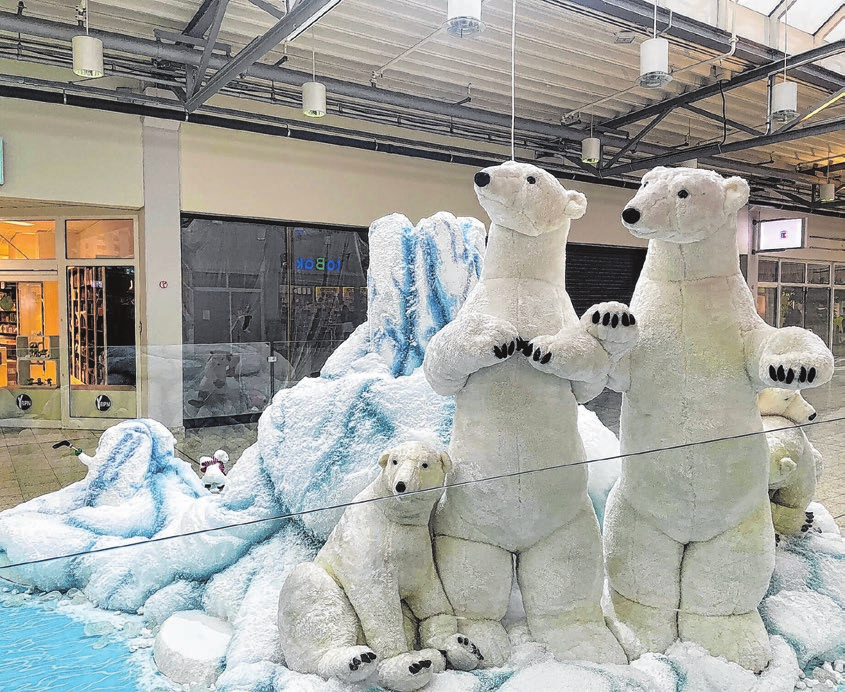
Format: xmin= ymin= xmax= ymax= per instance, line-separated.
xmin=809 ymin=413 xmax=817 ymax=421
xmin=395 ymin=481 xmax=406 ymax=493
xmin=474 ymin=171 xmax=491 ymax=188
xmin=622 ymin=207 xmax=641 ymax=224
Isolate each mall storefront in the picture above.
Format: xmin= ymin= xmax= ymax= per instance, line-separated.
xmin=0 ymin=215 xmax=138 ymax=427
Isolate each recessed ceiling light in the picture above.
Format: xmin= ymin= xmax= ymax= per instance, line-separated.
xmin=614 ymin=30 xmax=636 ymax=44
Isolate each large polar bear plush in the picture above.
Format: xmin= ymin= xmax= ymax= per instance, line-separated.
xmin=277 ymin=441 xmax=482 ymax=692
xmin=603 ymin=166 xmax=834 ymax=673
xmin=758 ymin=387 xmax=823 ymax=536
xmin=424 ymin=161 xmax=637 ymax=667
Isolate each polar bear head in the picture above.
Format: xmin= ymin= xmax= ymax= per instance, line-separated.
xmin=758 ymin=387 xmax=817 ymax=424
xmin=473 ymin=161 xmax=587 ymax=237
xmin=621 ymin=167 xmax=749 ymax=243
xmin=378 ymin=441 xmax=451 ymax=498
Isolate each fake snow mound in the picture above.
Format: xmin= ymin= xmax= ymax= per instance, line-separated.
xmin=153 ymin=609 xmax=232 ymax=685
xmin=0 ymin=211 xmax=844 ymax=691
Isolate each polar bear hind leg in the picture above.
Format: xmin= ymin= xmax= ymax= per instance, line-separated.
xmin=519 ymin=498 xmax=627 ymax=664
xmin=278 ymin=562 xmax=377 ymax=683
xmin=377 ymin=651 xmax=437 ymax=692
xmin=678 ymin=500 xmax=775 ymax=673
xmin=603 ymin=486 xmax=682 ymax=656
xmin=434 ymin=534 xmax=512 ymax=667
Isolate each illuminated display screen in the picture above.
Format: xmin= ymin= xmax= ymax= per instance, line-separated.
xmin=757 ymin=217 xmax=805 ymax=251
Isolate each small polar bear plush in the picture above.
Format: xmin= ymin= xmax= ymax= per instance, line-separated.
xmin=604 ymin=166 xmax=834 ymax=673
xmin=424 ymin=161 xmax=637 ymax=667
xmin=758 ymin=388 xmax=823 ymax=536
xmin=277 ymin=441 xmax=482 ymax=692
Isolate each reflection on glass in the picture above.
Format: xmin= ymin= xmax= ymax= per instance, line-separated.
xmin=0 ymin=220 xmax=56 ymax=260
xmin=756 ymin=286 xmax=778 ymax=326
xmin=780 ymin=286 xmax=805 ymax=327
xmin=758 ymin=259 xmax=778 ymax=283
xmin=781 ymin=262 xmax=805 ymax=284
xmin=805 ymin=287 xmax=830 ymax=345
xmin=808 ymin=264 xmax=831 ymax=285
xmin=0 ymin=281 xmax=60 ymax=389
xmin=834 ymin=290 xmax=845 ymax=358
xmin=66 ymin=219 xmax=134 ymax=259
xmin=835 ymin=266 xmax=845 ymax=286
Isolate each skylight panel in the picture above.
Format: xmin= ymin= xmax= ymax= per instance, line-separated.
xmin=736 ymin=0 xmax=781 ymax=14
xmin=824 ymin=17 xmax=845 ymax=41
xmin=779 ymin=0 xmax=840 ymax=34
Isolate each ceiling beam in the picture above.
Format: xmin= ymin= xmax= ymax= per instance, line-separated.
xmin=680 ymin=103 xmax=762 ymax=136
xmin=601 ymin=40 xmax=845 ymax=130
xmin=191 ymin=0 xmax=231 ymax=98
xmin=184 ymin=0 xmax=219 ymax=38
xmin=247 ymin=0 xmax=285 ymax=19
xmin=185 ymin=0 xmax=342 ymax=112
xmin=776 ymin=86 xmax=845 ymax=133
xmin=605 ymin=116 xmax=845 ymax=175
xmin=603 ymin=110 xmax=670 ymax=169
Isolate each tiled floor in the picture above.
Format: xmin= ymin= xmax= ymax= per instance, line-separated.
xmin=0 ymin=368 xmax=843 ymax=530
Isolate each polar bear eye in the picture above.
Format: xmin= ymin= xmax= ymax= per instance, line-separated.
xmin=677 ymin=189 xmax=689 ymax=199
xmin=392 ymin=459 xmax=397 ymax=465
xmin=526 ymin=176 xmax=536 ymax=184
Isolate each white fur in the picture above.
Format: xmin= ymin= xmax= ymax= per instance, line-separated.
xmin=424 ymin=161 xmax=635 ymax=667
xmin=758 ymin=388 xmax=823 ymax=536
xmin=277 ymin=441 xmax=481 ymax=692
xmin=603 ymin=166 xmax=834 ymax=673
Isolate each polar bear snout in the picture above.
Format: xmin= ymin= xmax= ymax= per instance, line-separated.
xmin=474 ymin=171 xmax=491 ymax=187
xmin=621 ymin=207 xmax=641 ymax=225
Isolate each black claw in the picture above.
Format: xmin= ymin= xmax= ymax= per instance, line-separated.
xmin=621 ymin=313 xmax=630 ymax=327
xmin=602 ymin=312 xmax=610 ymax=326
xmin=629 ymin=315 xmax=636 ymax=325
xmin=515 ymin=338 xmax=527 ymax=351
xmin=409 ymin=664 xmax=420 ymax=674
xmin=611 ymin=314 xmax=619 ymax=328
xmin=777 ymin=365 xmax=785 ymax=381
xmin=458 ymin=636 xmax=466 ymax=644
xmin=801 ymin=524 xmax=810 ymax=533
xmin=350 ymin=663 xmax=359 ymax=671
xmin=785 ymin=368 xmax=795 ymax=384
xmin=522 ymin=341 xmax=533 ymax=356
xmin=806 ymin=511 xmax=814 ymax=519
xmin=592 ymin=311 xmax=601 ymax=324
xmin=352 ymin=657 xmax=360 ymax=666
xmin=769 ymin=365 xmax=778 ymax=381
xmin=493 ymin=345 xmax=502 ymax=359
xmin=533 ymin=348 xmax=541 ymax=362
xmin=800 ymin=366 xmax=807 ymax=383
xmin=508 ymin=340 xmax=515 ymax=356
xmin=478 ymin=652 xmax=484 ymax=661
xmin=809 ymin=367 xmax=816 ymax=383
xmin=775 ymin=533 xmax=781 ymax=545
xmin=540 ymin=352 xmax=551 ymax=364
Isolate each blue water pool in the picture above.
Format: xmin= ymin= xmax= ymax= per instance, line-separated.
xmin=0 ymin=588 xmax=174 ymax=691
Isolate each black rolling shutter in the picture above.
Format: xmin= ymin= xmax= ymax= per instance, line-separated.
xmin=565 ymin=243 xmax=647 ymax=317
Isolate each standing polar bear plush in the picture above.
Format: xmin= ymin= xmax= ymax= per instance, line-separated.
xmin=758 ymin=387 xmax=823 ymax=536
xmin=603 ymin=166 xmax=834 ymax=673
xmin=277 ymin=441 xmax=482 ymax=692
xmin=424 ymin=161 xmax=637 ymax=667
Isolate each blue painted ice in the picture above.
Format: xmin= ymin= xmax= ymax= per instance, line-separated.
xmin=0 ymin=211 xmax=844 ymax=691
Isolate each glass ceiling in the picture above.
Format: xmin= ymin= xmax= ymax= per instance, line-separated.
xmin=736 ymin=0 xmax=842 ymax=35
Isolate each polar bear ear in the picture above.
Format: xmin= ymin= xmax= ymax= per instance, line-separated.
xmin=723 ymin=176 xmax=750 ymax=214
xmin=378 ymin=450 xmax=392 ymax=468
xmin=564 ymin=190 xmax=587 ymax=220
xmin=439 ymin=451 xmax=452 ymax=473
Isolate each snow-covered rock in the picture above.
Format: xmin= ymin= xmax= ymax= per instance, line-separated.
xmin=153 ymin=609 xmax=232 ymax=685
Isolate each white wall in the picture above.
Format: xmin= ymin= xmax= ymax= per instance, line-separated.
xmin=0 ymin=99 xmax=143 ymax=208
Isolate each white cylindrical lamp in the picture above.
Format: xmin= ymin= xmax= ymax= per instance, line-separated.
xmin=820 ymin=183 xmax=836 ymax=202
xmin=772 ymin=81 xmax=798 ymax=122
xmin=72 ymin=35 xmax=104 ymax=78
xmin=581 ymin=137 xmax=601 ymax=164
xmin=302 ymin=81 xmax=327 ymax=118
xmin=446 ymin=0 xmax=484 ymax=38
xmin=638 ymin=38 xmax=672 ymax=88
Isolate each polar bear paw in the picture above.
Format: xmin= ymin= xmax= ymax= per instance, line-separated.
xmin=759 ymin=327 xmax=834 ymax=390
xmin=378 ymin=652 xmax=434 ymax=692
xmin=441 ymin=633 xmax=484 ymax=671
xmin=317 ymin=646 xmax=378 ymax=683
xmin=582 ymin=302 xmax=638 ymax=357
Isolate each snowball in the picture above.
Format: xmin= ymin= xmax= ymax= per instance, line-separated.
xmin=153 ymin=610 xmax=232 ymax=686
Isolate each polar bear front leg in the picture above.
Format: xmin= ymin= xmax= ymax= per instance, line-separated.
xmin=603 ymin=487 xmax=683 ymax=657
xmin=423 ymin=309 xmax=519 ymax=396
xmin=677 ymin=500 xmax=775 ymax=673
xmin=434 ymin=534 xmax=513 ymax=667
xmin=746 ymin=326 xmax=834 ymax=390
xmin=518 ymin=497 xmax=627 ymax=665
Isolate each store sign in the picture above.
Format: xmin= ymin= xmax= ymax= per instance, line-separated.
xmin=15 ymin=394 xmax=32 ymax=411
xmin=757 ymin=217 xmax=805 ymax=252
xmin=95 ymin=394 xmax=112 ymax=412
xmin=296 ymin=257 xmax=343 ymax=272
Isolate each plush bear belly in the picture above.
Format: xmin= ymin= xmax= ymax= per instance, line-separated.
xmin=435 ymin=357 xmax=588 ymax=552
xmin=619 ymin=275 xmax=769 ymax=542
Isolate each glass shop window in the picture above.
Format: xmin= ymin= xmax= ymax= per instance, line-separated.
xmin=757 ymin=259 xmax=778 ymax=283
xmin=835 ymin=265 xmax=845 ymax=286
xmin=780 ymin=262 xmax=806 ymax=284
xmin=833 ymin=289 xmax=845 ymax=358
xmin=780 ymin=286 xmax=805 ymax=328
xmin=66 ymin=219 xmax=134 ymax=259
xmin=805 ymin=287 xmax=831 ymax=342
xmin=67 ymin=266 xmax=136 ymax=388
xmin=0 ymin=220 xmax=56 ymax=260
xmin=756 ymin=286 xmax=778 ymax=326
xmin=807 ymin=264 xmax=831 ymax=285
xmin=0 ymin=281 xmax=60 ymax=389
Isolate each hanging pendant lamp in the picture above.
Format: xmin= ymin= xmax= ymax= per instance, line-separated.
xmin=72 ymin=1 xmax=103 ymax=78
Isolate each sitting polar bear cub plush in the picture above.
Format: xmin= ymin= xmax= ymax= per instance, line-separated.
xmin=277 ymin=441 xmax=482 ymax=692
